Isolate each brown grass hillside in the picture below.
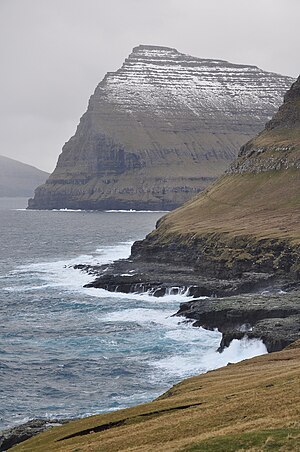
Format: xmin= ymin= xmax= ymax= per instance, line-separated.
xmin=154 ymin=168 xmax=300 ymax=243
xmin=12 ymin=341 xmax=300 ymax=451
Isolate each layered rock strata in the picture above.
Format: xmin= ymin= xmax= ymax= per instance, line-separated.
xmin=80 ymin=260 xmax=289 ymax=298
xmin=28 ymin=45 xmax=293 ymax=210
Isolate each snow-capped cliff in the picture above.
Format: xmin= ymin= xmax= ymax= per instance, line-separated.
xmin=28 ymin=45 xmax=294 ymax=210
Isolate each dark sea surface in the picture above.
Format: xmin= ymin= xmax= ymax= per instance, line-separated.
xmin=0 ymin=198 xmax=267 ymax=430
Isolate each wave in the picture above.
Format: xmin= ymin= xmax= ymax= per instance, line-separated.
xmin=153 ymin=336 xmax=267 ymax=377
xmin=5 ymin=240 xmax=197 ymax=305
xmin=4 ymin=242 xmax=134 ymax=293
xmin=100 ymin=306 xmax=267 ymax=380
xmin=1 ymin=236 xmax=269 ymax=430
xmin=51 ymin=208 xmax=83 ymax=212
xmin=100 ymin=307 xmax=180 ymax=326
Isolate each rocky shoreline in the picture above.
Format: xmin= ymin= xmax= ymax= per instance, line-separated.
xmin=0 ymin=419 xmax=70 ymax=451
xmin=3 ymin=263 xmax=299 ymax=451
xmin=175 ymin=291 xmax=300 ymax=353
xmin=77 ymin=259 xmax=293 ymax=298
xmin=75 ymin=253 xmax=300 ymax=354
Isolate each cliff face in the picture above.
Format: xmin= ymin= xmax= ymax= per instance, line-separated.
xmin=230 ymin=74 xmax=300 ymax=174
xmin=28 ymin=45 xmax=293 ymax=210
xmin=131 ymin=76 xmax=300 ymax=280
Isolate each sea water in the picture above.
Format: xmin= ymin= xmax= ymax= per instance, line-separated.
xmin=0 ymin=198 xmax=267 ymax=430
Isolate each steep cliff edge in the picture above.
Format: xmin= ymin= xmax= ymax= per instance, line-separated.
xmin=28 ymin=45 xmax=293 ymax=210
xmin=131 ymin=75 xmax=300 ymax=280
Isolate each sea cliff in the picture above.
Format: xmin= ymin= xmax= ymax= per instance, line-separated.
xmin=28 ymin=45 xmax=293 ymax=210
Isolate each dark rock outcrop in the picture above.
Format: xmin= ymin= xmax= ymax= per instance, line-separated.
xmin=0 ymin=419 xmax=69 ymax=451
xmin=81 ymin=259 xmax=289 ymax=298
xmin=175 ymin=291 xmax=300 ymax=352
xmin=28 ymin=45 xmax=293 ymax=210
xmin=130 ymin=232 xmax=300 ymax=281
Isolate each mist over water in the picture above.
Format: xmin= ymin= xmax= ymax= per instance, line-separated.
xmin=0 ymin=199 xmax=267 ymax=430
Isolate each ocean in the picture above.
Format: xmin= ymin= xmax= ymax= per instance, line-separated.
xmin=0 ymin=198 xmax=267 ymax=431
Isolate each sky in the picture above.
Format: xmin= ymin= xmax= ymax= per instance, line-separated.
xmin=0 ymin=0 xmax=299 ymax=173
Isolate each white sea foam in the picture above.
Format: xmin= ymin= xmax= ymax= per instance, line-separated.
xmin=4 ymin=238 xmax=268 ymax=389
xmin=154 ymin=337 xmax=267 ymax=377
xmin=4 ymin=241 xmax=134 ymax=293
xmin=101 ymin=307 xmax=222 ymax=349
xmin=83 ymin=285 xmax=195 ymax=302
xmin=51 ymin=208 xmax=84 ymax=212
xmin=94 ymin=241 xmax=133 ymax=262
xmin=102 ymin=308 xmax=221 ymax=343
xmin=4 ymin=239 xmax=196 ymax=305
xmin=100 ymin=307 xmax=177 ymax=326
xmin=164 ymin=325 xmax=219 ymax=343
xmin=102 ymin=306 xmax=267 ymax=380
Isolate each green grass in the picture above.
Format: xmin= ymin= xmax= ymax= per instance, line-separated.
xmin=183 ymin=428 xmax=300 ymax=451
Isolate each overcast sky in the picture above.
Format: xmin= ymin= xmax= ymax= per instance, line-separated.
xmin=0 ymin=0 xmax=299 ymax=172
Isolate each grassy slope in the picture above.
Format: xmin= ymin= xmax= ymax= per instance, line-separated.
xmin=154 ymin=168 xmax=300 ymax=243
xmin=12 ymin=341 xmax=300 ymax=452
xmin=147 ymin=79 xmax=300 ymax=243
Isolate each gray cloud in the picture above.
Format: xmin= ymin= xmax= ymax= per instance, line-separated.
xmin=0 ymin=0 xmax=299 ymax=172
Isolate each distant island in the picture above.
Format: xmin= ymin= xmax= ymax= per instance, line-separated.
xmin=28 ymin=45 xmax=293 ymax=211
xmin=0 ymin=155 xmax=49 ymax=197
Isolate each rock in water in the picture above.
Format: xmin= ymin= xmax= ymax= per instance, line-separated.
xmin=28 ymin=45 xmax=293 ymax=210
